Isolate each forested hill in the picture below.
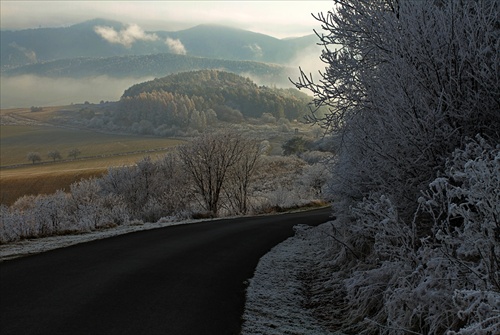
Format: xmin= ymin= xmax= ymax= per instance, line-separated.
xmin=120 ymin=70 xmax=312 ymax=121
xmin=1 ymin=19 xmax=317 ymax=70
xmin=83 ymin=70 xmax=315 ymax=136
xmin=3 ymin=53 xmax=293 ymax=86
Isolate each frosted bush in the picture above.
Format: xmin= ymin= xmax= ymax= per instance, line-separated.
xmin=69 ymin=178 xmax=129 ymax=231
xmin=417 ymin=136 xmax=500 ymax=332
xmin=450 ymin=290 xmax=500 ymax=335
xmin=420 ymin=136 xmax=499 ymax=291
xmin=30 ymin=191 xmax=72 ymax=236
xmin=1 ymin=193 xmax=73 ymax=242
xmin=351 ymin=193 xmax=415 ymax=262
xmin=307 ymin=136 xmax=499 ymax=334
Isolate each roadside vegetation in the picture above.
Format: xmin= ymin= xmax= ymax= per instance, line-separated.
xmin=0 ymin=129 xmax=332 ymax=243
xmin=289 ymin=0 xmax=499 ymax=334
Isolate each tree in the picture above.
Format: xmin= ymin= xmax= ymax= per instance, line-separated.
xmin=223 ymin=138 xmax=262 ymax=214
xmin=27 ymin=152 xmax=42 ymax=164
xmin=178 ymin=131 xmax=253 ymax=216
xmin=47 ymin=150 xmax=62 ymax=162
xmin=68 ymin=148 xmax=81 ymax=160
xmin=294 ymin=0 xmax=500 ymax=219
xmin=291 ymin=0 xmax=500 ymax=333
xmin=282 ymin=136 xmax=311 ymax=156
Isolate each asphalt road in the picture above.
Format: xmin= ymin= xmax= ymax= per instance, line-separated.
xmin=0 ymin=208 xmax=332 ymax=335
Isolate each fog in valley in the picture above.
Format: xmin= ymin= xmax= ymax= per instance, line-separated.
xmin=0 ymin=41 xmax=323 ymax=109
xmin=0 ymin=75 xmax=154 ymax=108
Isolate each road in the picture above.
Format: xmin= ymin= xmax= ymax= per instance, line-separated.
xmin=0 ymin=208 xmax=332 ymax=335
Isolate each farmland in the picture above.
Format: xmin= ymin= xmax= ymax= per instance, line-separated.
xmin=0 ymin=107 xmax=185 ymax=205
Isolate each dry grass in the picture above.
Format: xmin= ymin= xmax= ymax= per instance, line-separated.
xmin=0 ymin=107 xmax=185 ymax=205
xmin=0 ymin=124 xmax=184 ymax=167
xmin=0 ymin=168 xmax=106 ymax=205
xmin=0 ymin=152 xmax=176 ymax=206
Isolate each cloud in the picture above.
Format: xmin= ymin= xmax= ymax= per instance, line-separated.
xmin=94 ymin=24 xmax=158 ymax=47
xmin=165 ymin=37 xmax=187 ymax=55
xmin=8 ymin=42 xmax=37 ymax=62
xmin=244 ymin=43 xmax=263 ymax=58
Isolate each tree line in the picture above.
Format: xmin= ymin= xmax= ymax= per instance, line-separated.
xmin=77 ymin=70 xmax=319 ymax=136
xmin=26 ymin=148 xmax=81 ymax=164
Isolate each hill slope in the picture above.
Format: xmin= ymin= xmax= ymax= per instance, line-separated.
xmin=3 ymin=53 xmax=294 ymax=87
xmin=1 ymin=19 xmax=317 ymax=70
xmin=78 ymin=70 xmax=314 ymax=136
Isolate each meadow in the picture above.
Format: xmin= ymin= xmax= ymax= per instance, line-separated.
xmin=0 ymin=109 xmax=184 ymax=205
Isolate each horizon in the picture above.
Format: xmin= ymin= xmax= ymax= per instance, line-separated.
xmin=0 ymin=1 xmax=330 ymax=108
xmin=0 ymin=1 xmax=332 ymax=39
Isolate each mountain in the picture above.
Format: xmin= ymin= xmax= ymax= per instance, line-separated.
xmin=2 ymin=53 xmax=294 ymax=87
xmin=0 ymin=19 xmax=318 ymax=71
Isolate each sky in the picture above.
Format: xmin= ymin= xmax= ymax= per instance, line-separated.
xmin=0 ymin=1 xmax=333 ymax=108
xmin=0 ymin=1 xmax=333 ymax=39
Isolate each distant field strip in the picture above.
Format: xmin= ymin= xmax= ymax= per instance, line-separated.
xmin=0 ymin=123 xmax=185 ymax=205
xmin=0 ymin=125 xmax=184 ymax=167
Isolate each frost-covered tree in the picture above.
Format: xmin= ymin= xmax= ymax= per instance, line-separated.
xmin=291 ymin=0 xmax=500 ymax=334
xmin=27 ymin=152 xmax=42 ymax=164
xmin=178 ymin=131 xmax=257 ymax=216
xmin=68 ymin=148 xmax=81 ymax=160
xmin=47 ymin=150 xmax=62 ymax=162
xmin=223 ymin=137 xmax=262 ymax=214
xmin=295 ymin=0 xmax=500 ymax=218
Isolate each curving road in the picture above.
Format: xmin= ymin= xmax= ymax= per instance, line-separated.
xmin=0 ymin=208 xmax=332 ymax=335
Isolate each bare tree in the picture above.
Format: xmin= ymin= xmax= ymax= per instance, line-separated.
xmin=178 ymin=131 xmax=251 ymax=216
xmin=47 ymin=150 xmax=62 ymax=162
xmin=27 ymin=152 xmax=42 ymax=164
xmin=223 ymin=138 xmax=261 ymax=214
xmin=68 ymin=148 xmax=81 ymax=160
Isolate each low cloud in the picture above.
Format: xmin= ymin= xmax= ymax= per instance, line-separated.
xmin=244 ymin=43 xmax=263 ymax=58
xmin=286 ymin=43 xmax=326 ymax=89
xmin=0 ymin=75 xmax=154 ymax=108
xmin=8 ymin=42 xmax=37 ymax=63
xmin=165 ymin=37 xmax=187 ymax=55
xmin=94 ymin=24 xmax=158 ymax=48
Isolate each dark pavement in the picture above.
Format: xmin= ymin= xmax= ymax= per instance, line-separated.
xmin=0 ymin=208 xmax=332 ymax=335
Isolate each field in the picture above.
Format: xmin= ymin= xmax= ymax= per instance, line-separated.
xmin=0 ymin=107 xmax=185 ymax=205
xmin=0 ymin=105 xmax=319 ymax=206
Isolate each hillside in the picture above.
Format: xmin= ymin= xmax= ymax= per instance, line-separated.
xmin=2 ymin=53 xmax=294 ymax=87
xmin=0 ymin=19 xmax=317 ymax=70
xmin=79 ymin=70 xmax=316 ymax=136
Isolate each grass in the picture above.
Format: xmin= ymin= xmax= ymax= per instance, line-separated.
xmin=0 ymin=125 xmax=184 ymax=167
xmin=0 ymin=169 xmax=106 ymax=206
xmin=1 ymin=111 xmax=185 ymax=205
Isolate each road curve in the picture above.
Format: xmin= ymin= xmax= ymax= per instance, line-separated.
xmin=0 ymin=208 xmax=332 ymax=335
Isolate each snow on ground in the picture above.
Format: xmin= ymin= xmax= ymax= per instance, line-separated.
xmin=1 ymin=214 xmax=335 ymax=334
xmin=241 ymin=223 xmax=336 ymax=335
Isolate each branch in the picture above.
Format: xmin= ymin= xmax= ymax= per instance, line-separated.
xmin=322 ymin=222 xmax=360 ymax=260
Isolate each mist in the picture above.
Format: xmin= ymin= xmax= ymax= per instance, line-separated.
xmin=0 ymin=40 xmax=325 ymax=109
xmin=0 ymin=75 xmax=154 ymax=109
xmin=287 ymin=43 xmax=326 ymax=85
xmin=94 ymin=24 xmax=159 ymax=48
